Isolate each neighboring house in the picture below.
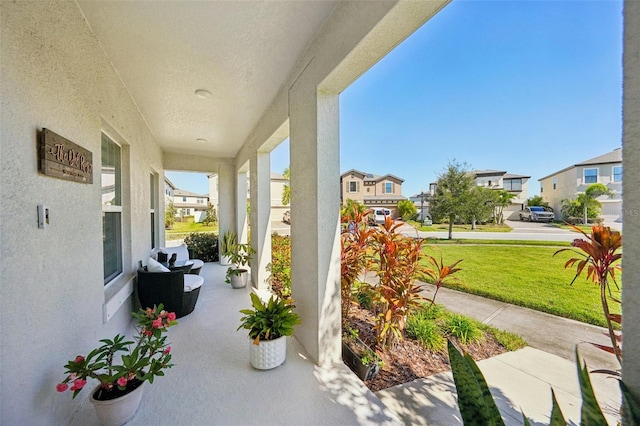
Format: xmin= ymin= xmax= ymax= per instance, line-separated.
xmin=173 ymin=189 xmax=209 ymax=222
xmin=340 ymin=169 xmax=406 ymax=218
xmin=208 ymin=172 xmax=290 ymax=223
xmin=539 ymin=148 xmax=622 ymax=220
xmin=165 ymin=177 xmax=176 ymax=205
xmin=426 ymin=169 xmax=531 ymax=220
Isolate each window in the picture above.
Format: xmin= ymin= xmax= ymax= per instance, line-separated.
xmin=584 ymin=168 xmax=598 ymax=184
xmin=182 ymin=196 xmax=187 ymax=202
xmin=150 ymin=174 xmax=157 ymax=250
xmin=613 ymin=166 xmax=622 ymax=182
xmin=504 ymin=178 xmax=522 ymax=191
xmin=553 ymin=178 xmax=557 ymax=190
xmin=540 ymin=184 xmax=544 ymax=193
xmin=197 ymin=198 xmax=204 ymax=204
xmin=384 ymin=182 xmax=393 ymax=193
xmin=348 ymin=181 xmax=358 ymax=193
xmin=102 ymin=134 xmax=122 ymax=284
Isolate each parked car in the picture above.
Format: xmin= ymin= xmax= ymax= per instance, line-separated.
xmin=283 ymin=211 xmax=290 ymax=224
xmin=371 ymin=208 xmax=391 ymax=225
xmin=519 ymin=206 xmax=554 ymax=222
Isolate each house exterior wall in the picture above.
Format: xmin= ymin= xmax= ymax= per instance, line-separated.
xmin=341 ymin=174 xmax=365 ymax=203
xmin=1 ymin=2 xmax=166 ymax=424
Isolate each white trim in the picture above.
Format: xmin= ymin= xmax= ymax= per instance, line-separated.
xmin=583 ymin=167 xmax=598 ymax=184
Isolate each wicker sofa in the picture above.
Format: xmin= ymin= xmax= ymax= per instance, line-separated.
xmin=160 ymin=244 xmax=204 ymax=275
xmin=137 ymin=267 xmax=204 ymax=318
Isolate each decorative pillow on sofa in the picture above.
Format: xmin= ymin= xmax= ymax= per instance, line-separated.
xmin=147 ymin=257 xmax=170 ymax=273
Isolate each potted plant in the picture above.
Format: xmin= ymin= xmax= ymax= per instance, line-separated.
xmin=225 ymin=242 xmax=256 ymax=288
xmin=237 ymin=292 xmax=301 ymax=369
xmin=220 ymin=230 xmax=237 ymax=266
xmin=56 ymin=305 xmax=177 ymax=426
xmin=342 ymin=328 xmax=383 ymax=381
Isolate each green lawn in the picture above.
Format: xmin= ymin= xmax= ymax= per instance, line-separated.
xmin=424 ymin=238 xmax=569 ymax=247
xmin=166 ymin=220 xmax=218 ymax=240
xmin=421 ymin=244 xmax=621 ymax=328
xmin=407 ymin=220 xmax=512 ymax=233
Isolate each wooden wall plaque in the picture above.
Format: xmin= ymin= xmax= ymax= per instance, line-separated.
xmin=38 ymin=128 xmax=93 ymax=184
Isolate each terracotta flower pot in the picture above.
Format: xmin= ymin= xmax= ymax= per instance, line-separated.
xmin=89 ymin=381 xmax=145 ymax=426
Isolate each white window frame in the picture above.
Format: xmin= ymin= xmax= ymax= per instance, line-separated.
xmin=102 ymin=133 xmax=123 ymax=285
xmin=613 ymin=166 xmax=622 ymax=182
xmin=348 ymin=180 xmax=358 ymax=193
xmin=584 ymin=168 xmax=598 ymax=184
xmin=384 ymin=182 xmax=393 ymax=194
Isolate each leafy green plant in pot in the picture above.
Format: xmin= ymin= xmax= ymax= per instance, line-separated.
xmin=225 ymin=242 xmax=256 ymax=289
xmin=342 ymin=327 xmax=383 ymax=381
xmin=219 ymin=230 xmax=237 ymax=266
xmin=237 ymin=292 xmax=301 ymax=369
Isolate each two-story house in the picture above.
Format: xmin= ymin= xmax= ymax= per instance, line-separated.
xmin=539 ymin=148 xmax=622 ymax=221
xmin=173 ymin=189 xmax=210 ymax=222
xmin=340 ymin=169 xmax=406 ymax=218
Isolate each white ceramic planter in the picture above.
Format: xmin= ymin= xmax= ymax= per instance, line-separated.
xmin=229 ymin=269 xmax=248 ymax=288
xmin=220 ymin=255 xmax=232 ymax=266
xmin=90 ymin=382 xmax=145 ymax=426
xmin=250 ymin=335 xmax=287 ymax=370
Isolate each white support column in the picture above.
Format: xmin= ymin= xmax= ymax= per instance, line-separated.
xmin=622 ymin=0 xmax=640 ymax=396
xmin=249 ymin=151 xmax=272 ymax=290
xmin=289 ymin=80 xmax=341 ymax=366
xmin=218 ymin=163 xmax=236 ymax=259
xmin=236 ymin=171 xmax=248 ymax=245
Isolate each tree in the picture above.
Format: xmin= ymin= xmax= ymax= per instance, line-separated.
xmin=281 ymin=167 xmax=290 ymax=206
xmin=165 ymin=201 xmax=177 ymax=229
xmin=463 ymin=187 xmax=494 ymax=229
xmin=526 ymin=195 xmax=550 ymax=208
xmin=429 ymin=161 xmax=475 ymax=239
xmin=397 ymin=199 xmax=417 ymax=221
xmin=202 ymin=202 xmax=218 ymax=226
xmin=581 ymin=183 xmax=613 ymax=225
xmin=341 ymin=199 xmax=367 ymax=216
xmin=492 ymin=190 xmax=516 ymax=224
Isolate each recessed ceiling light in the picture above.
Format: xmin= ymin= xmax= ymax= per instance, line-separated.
xmin=194 ymin=89 xmax=212 ymax=99
xmin=196 ymin=138 xmax=208 ymax=143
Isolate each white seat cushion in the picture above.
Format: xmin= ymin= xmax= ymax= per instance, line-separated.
xmin=184 ymin=274 xmax=204 ymax=292
xmin=147 ymin=257 xmax=170 ymax=273
xmin=162 ymin=244 xmax=190 ymax=261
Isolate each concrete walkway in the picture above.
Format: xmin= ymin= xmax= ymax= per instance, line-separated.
xmin=376 ymin=284 xmax=622 ymax=425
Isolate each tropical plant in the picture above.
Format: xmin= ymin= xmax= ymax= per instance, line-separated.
xmin=429 ymin=160 xmax=475 ymax=239
xmin=448 ymin=341 xmax=640 ymax=426
xmin=422 ymin=249 xmax=463 ymax=307
xmin=237 ymin=293 xmax=301 ymax=344
xmin=202 ymin=202 xmax=218 ymax=226
xmin=492 ymin=190 xmax=516 ymax=225
xmin=57 ymin=305 xmax=177 ymax=400
xmin=267 ymin=234 xmax=292 ymax=298
xmin=220 ymin=230 xmax=237 ymax=258
xmin=580 ymin=183 xmax=614 ymax=225
xmin=554 ymin=225 xmax=622 ymax=364
xmin=370 ymin=217 xmax=427 ymax=349
xmin=184 ymin=232 xmax=219 ymax=262
xmin=397 ymin=199 xmax=417 ymax=221
xmin=281 ymin=167 xmax=290 ymax=206
xmin=225 ymin=242 xmax=256 ymax=283
xmin=527 ymin=195 xmax=550 ymax=209
xmin=340 ymin=205 xmax=374 ymax=325
xmin=341 ymin=198 xmax=368 ymax=216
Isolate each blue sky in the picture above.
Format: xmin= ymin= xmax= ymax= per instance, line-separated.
xmin=168 ymin=0 xmax=623 ymax=198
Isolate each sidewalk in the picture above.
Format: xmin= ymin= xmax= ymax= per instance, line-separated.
xmin=376 ymin=283 xmax=621 ymax=425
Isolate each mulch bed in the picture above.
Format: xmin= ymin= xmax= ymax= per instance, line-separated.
xmin=347 ymin=306 xmax=507 ymax=392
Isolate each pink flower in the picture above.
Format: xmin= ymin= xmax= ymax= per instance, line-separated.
xmin=74 ymin=356 xmax=84 ymax=363
xmin=160 ymin=310 xmax=167 ymax=317
xmin=152 ymin=318 xmax=163 ymax=329
xmin=164 ymin=346 xmax=171 ymax=354
xmin=70 ymin=379 xmax=86 ymax=391
xmin=117 ymin=377 xmax=128 ymax=387
xmin=56 ymin=383 xmax=69 ymax=392
xmin=167 ymin=312 xmax=176 ymax=322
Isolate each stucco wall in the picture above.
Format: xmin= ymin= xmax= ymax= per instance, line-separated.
xmin=1 ymin=2 xmax=164 ymax=424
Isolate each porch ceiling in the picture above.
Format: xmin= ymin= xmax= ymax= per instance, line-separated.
xmin=77 ymin=1 xmax=338 ymax=158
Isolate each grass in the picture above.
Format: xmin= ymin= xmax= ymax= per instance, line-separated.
xmin=424 ymin=238 xmax=570 ymax=247
xmin=406 ymin=303 xmax=526 ymax=353
xmin=407 ymin=220 xmax=512 ymax=233
xmin=166 ymin=219 xmax=218 ymax=240
xmin=421 ymin=244 xmax=621 ymax=328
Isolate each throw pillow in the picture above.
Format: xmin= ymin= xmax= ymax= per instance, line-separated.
xmin=147 ymin=257 xmax=170 ymax=273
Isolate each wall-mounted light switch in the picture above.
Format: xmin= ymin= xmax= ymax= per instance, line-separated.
xmin=37 ymin=204 xmax=49 ymax=229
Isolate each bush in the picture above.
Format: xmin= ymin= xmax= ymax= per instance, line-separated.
xmin=268 ymin=233 xmax=291 ymax=299
xmin=442 ymin=313 xmax=483 ymax=344
xmin=406 ymin=313 xmax=446 ymax=352
xmin=184 ymin=232 xmax=219 ymax=262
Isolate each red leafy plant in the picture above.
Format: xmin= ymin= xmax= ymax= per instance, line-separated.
xmin=422 ymin=249 xmax=463 ymax=307
xmin=555 ymin=225 xmax=622 ymax=364
xmin=57 ymin=304 xmax=177 ymax=400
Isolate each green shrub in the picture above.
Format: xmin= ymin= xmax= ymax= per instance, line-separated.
xmin=406 ymin=314 xmax=446 ymax=352
xmin=184 ymin=232 xmax=219 ymax=262
xmin=354 ymin=281 xmax=376 ymax=310
xmin=268 ymin=233 xmax=291 ymax=298
xmin=443 ymin=314 xmax=483 ymax=345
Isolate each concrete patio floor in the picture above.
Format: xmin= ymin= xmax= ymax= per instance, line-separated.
xmin=70 ymin=262 xmax=400 ymax=426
